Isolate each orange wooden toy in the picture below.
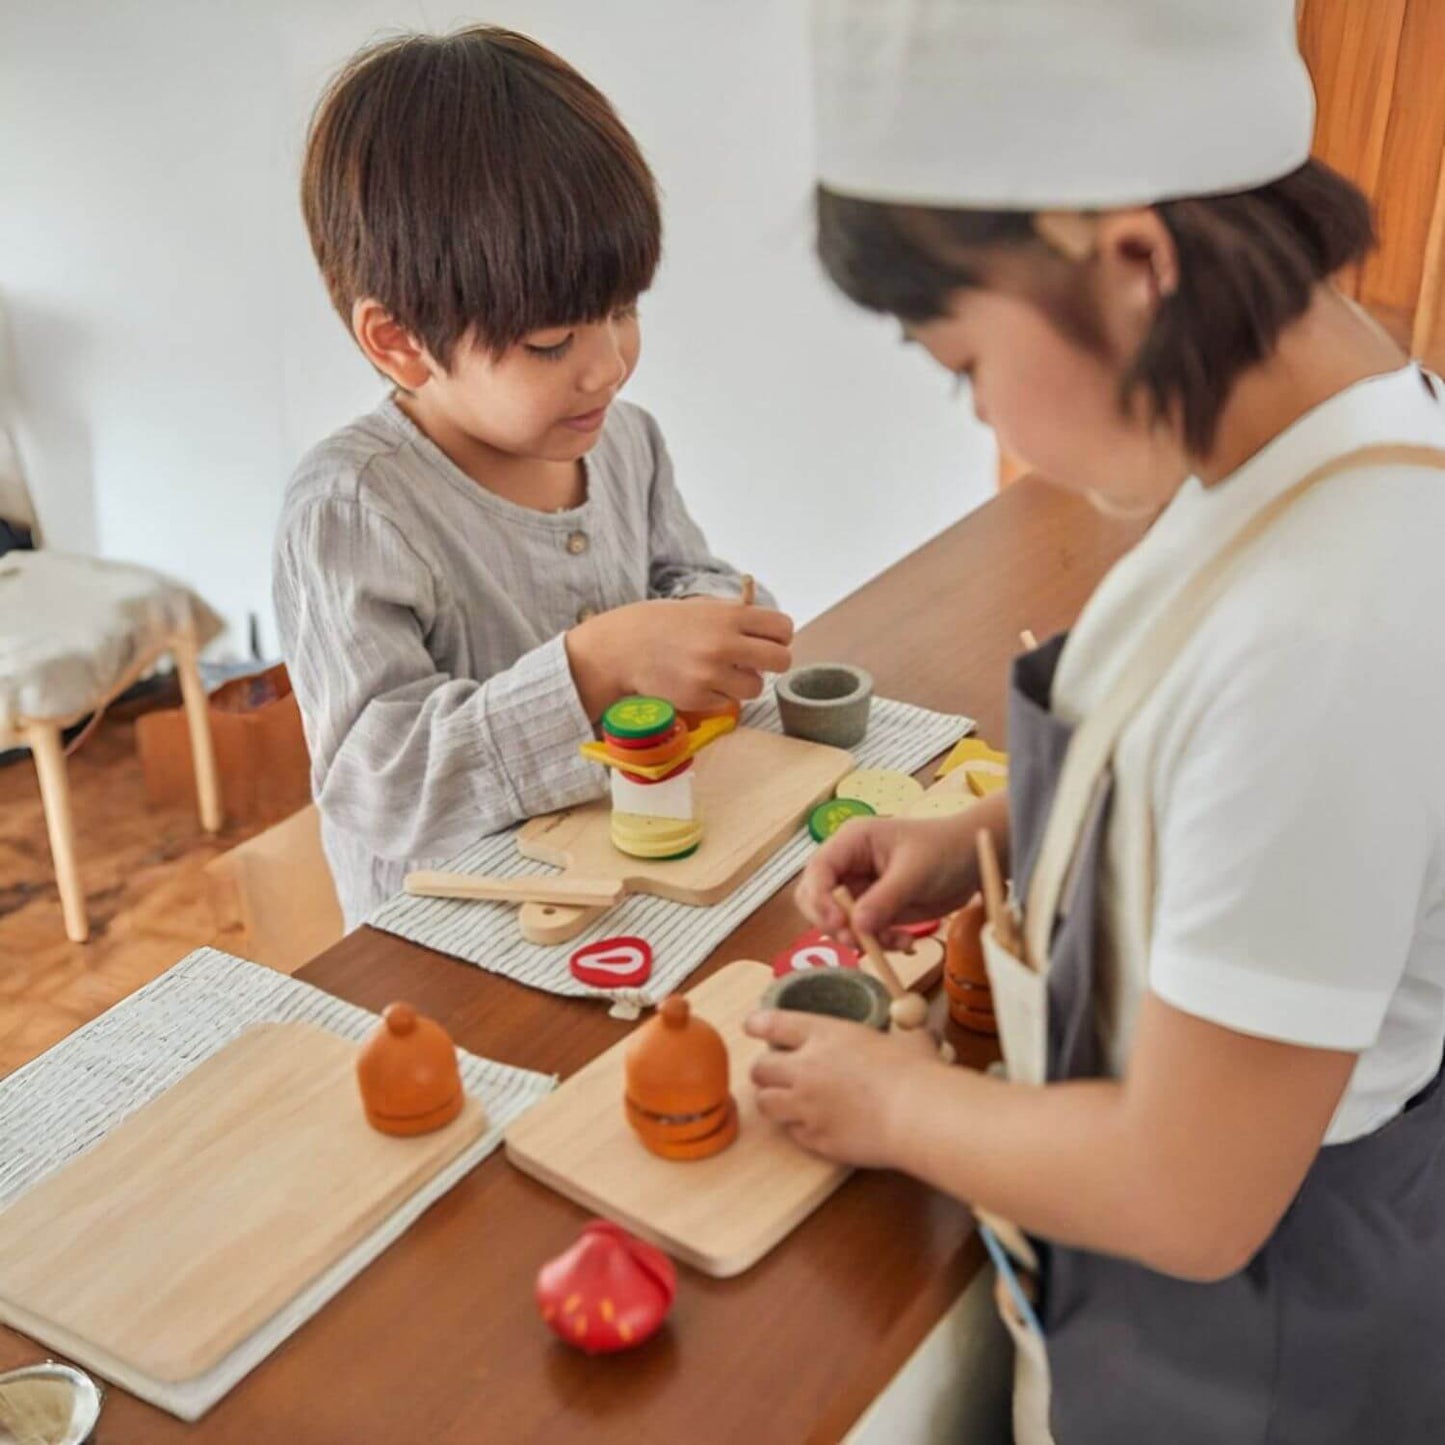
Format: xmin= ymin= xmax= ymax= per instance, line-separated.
xmin=356 ymin=1002 xmax=465 ymax=1136
xmin=624 ymin=996 xmax=738 ymax=1160
xmin=943 ymin=895 xmax=998 ymax=1035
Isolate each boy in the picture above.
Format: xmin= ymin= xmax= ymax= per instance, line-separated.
xmin=276 ymin=27 xmax=792 ymax=926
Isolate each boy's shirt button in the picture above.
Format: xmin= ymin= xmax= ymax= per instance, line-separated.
xmin=566 ymin=531 xmax=590 ymax=556
xmin=576 ymin=604 xmax=599 ymax=623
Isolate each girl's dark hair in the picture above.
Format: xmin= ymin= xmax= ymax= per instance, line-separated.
xmin=817 ymin=160 xmax=1375 ymax=455
xmin=302 ymin=26 xmax=660 ymax=366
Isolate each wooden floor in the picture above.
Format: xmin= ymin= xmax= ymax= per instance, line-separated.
xmin=0 ymin=717 xmax=268 ymax=1078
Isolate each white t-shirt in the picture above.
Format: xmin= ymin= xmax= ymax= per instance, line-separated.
xmin=1053 ymin=365 xmax=1445 ymax=1143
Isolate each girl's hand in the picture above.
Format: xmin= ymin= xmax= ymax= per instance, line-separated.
xmin=795 ymin=808 xmax=998 ymax=950
xmin=567 ymin=598 xmax=793 ymax=719
xmin=745 ymin=1009 xmax=939 ymax=1168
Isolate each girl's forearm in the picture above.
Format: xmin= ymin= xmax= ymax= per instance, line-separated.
xmin=885 ymin=1063 xmax=1185 ymax=1273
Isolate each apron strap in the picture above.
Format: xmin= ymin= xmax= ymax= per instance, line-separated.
xmin=1023 ymin=442 xmax=1445 ymax=973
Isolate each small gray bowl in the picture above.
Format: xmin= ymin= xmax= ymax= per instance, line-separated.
xmin=776 ymin=663 xmax=873 ymax=748
xmin=760 ymin=969 xmax=891 ymax=1031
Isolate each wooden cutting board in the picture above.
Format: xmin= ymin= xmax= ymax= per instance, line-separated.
xmin=515 ymin=726 xmax=854 ymax=944
xmin=505 ymin=950 xmax=942 ymax=1278
xmin=0 ymin=1022 xmax=487 ymax=1385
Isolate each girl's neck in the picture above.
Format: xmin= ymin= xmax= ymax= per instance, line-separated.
xmin=1196 ymin=288 xmax=1408 ymax=487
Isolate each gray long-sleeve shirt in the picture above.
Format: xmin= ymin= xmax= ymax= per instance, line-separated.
xmin=273 ymin=396 xmax=760 ymax=927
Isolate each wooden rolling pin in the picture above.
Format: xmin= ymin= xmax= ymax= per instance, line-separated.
xmin=403 ymin=872 xmax=624 ymax=908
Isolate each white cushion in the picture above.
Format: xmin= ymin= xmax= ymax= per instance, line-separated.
xmin=0 ymin=550 xmax=222 ymax=739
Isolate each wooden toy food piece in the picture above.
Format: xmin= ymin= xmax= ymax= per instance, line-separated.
xmin=624 ymin=996 xmax=739 ymax=1161
xmin=943 ymin=894 xmax=997 ymax=1035
xmin=355 ymin=1002 xmax=465 ymax=1136
xmin=570 ymin=936 xmax=654 ymax=989
xmin=536 ymin=1220 xmax=677 ymax=1354
xmin=933 ymin=737 xmax=1009 ymax=798
xmin=835 ymin=768 xmax=924 ymax=817
xmin=808 ymin=795 xmax=875 ymax=842
xmin=585 ymin=696 xmax=721 ymax=861
xmin=771 ymin=926 xmax=862 ymax=977
xmin=904 ymin=789 xmax=977 ymax=820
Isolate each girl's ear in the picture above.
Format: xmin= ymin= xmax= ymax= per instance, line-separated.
xmin=1094 ymin=209 xmax=1179 ymax=306
xmin=351 ymin=299 xmax=435 ymax=390
xmin=1087 ymin=209 xmax=1179 ymax=362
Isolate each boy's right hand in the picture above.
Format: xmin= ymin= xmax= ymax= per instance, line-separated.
xmin=796 ymin=804 xmax=1005 ymax=948
xmin=567 ymin=597 xmax=794 ymax=721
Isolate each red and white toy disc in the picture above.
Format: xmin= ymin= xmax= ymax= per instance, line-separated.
xmin=570 ymin=936 xmax=654 ymax=989
xmin=770 ymin=928 xmax=861 ymax=978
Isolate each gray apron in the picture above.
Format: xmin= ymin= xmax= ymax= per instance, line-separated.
xmin=987 ymin=439 xmax=1445 ymax=1443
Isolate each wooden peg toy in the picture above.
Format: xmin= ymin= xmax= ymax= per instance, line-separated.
xmin=976 ymin=829 xmax=1020 ymax=957
xmin=624 ymin=996 xmax=739 ymax=1160
xmin=355 ymin=1002 xmax=465 ymax=1137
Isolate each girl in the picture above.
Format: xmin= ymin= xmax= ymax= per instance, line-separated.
xmin=747 ymin=2 xmax=1445 ymax=1439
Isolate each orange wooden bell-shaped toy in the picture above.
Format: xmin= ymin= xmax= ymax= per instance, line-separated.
xmin=356 ymin=1002 xmax=465 ymax=1136
xmin=944 ymin=894 xmax=998 ymax=1036
xmin=624 ymin=995 xmax=738 ymax=1160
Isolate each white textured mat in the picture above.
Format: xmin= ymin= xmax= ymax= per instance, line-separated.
xmin=0 ymin=948 xmax=553 ymax=1421
xmin=369 ymin=692 xmax=972 ymax=1009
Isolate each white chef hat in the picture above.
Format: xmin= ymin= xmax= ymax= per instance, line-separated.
xmin=813 ymin=0 xmax=1316 ymax=209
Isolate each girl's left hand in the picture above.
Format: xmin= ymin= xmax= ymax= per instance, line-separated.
xmin=745 ymin=1009 xmax=939 ymax=1168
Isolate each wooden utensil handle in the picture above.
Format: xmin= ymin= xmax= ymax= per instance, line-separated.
xmin=404 ymin=872 xmax=624 ymax=908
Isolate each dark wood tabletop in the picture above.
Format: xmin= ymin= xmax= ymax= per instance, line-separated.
xmin=0 ymin=476 xmax=1140 ymax=1443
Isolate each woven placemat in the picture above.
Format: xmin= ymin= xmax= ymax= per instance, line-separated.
xmin=0 ymin=948 xmax=553 ymax=1421
xmin=369 ymin=690 xmax=972 ymax=1010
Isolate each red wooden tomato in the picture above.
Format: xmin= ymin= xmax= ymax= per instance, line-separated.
xmin=570 ymin=936 xmax=654 ymax=989
xmin=536 ymin=1220 xmax=677 ymax=1354
xmin=771 ymin=927 xmax=861 ymax=977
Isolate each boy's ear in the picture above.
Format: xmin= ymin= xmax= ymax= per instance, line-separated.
xmin=351 ymin=299 xmax=434 ymax=390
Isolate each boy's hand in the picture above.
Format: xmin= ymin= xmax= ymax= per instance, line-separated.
xmin=567 ymin=598 xmax=793 ymax=720
xmin=796 ymin=808 xmax=1002 ymax=949
xmin=746 ymin=1009 xmax=939 ymax=1167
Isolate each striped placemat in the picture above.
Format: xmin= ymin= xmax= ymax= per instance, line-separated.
xmin=369 ymin=691 xmax=972 ymax=1010
xmin=0 ymin=948 xmax=553 ymax=1420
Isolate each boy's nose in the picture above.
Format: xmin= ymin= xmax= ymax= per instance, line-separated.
xmin=581 ymin=323 xmax=631 ymax=393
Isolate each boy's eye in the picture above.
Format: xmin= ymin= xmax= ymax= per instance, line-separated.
xmin=524 ymin=331 xmax=574 ymax=361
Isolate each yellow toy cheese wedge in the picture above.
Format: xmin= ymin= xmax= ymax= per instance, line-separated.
xmin=580 ymin=713 xmax=736 ymax=779
xmin=935 ymin=736 xmax=1008 ymax=779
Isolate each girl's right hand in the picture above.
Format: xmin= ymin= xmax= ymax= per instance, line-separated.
xmin=796 ymin=809 xmax=997 ymax=948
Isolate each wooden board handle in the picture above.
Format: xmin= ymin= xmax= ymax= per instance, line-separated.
xmin=404 ymin=872 xmax=624 ymax=908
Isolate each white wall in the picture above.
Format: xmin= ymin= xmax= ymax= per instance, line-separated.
xmin=1 ymin=0 xmax=994 ymax=656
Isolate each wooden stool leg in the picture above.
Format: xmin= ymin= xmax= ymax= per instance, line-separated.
xmin=173 ymin=636 xmax=222 ymax=833
xmin=26 ymin=721 xmax=89 ymax=943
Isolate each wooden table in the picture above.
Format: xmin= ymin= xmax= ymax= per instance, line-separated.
xmin=0 ymin=477 xmax=1139 ymax=1442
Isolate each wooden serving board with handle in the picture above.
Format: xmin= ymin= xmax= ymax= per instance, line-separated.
xmin=0 ymin=1022 xmax=486 ymax=1386
xmin=505 ymin=948 xmax=942 ymax=1278
xmin=515 ymin=727 xmax=854 ymax=944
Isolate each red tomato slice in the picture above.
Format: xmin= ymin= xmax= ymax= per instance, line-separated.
xmin=570 ymin=936 xmax=654 ymax=989
xmin=771 ymin=927 xmax=861 ymax=977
